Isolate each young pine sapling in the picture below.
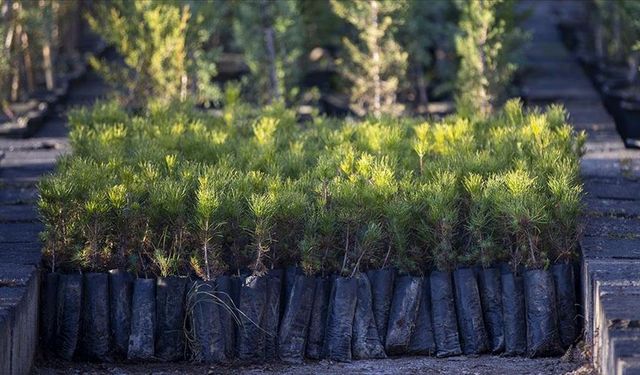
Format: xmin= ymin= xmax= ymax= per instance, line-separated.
xmin=247 ymin=193 xmax=276 ymax=276
xmin=422 ymin=171 xmax=461 ymax=272
xmin=494 ymin=169 xmax=548 ymax=269
xmin=193 ymin=175 xmax=226 ymax=282
xmin=460 ymin=173 xmax=503 ymax=268
xmin=545 ymin=164 xmax=583 ymax=264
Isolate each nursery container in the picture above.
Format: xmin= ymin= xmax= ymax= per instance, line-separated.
xmin=56 ymin=273 xmax=83 ymax=360
xmin=429 ymin=271 xmax=462 ymax=357
xmin=523 ymin=269 xmax=563 ymax=357
xmin=282 ymin=266 xmax=302 ymax=321
xmin=453 ymin=268 xmax=488 ymax=355
xmin=602 ymin=81 xmax=627 ymax=124
xmin=500 ymin=266 xmax=527 ymax=356
xmin=306 ymin=276 xmax=332 ymax=359
xmin=81 ymin=272 xmax=111 ymax=361
xmin=551 ymin=263 xmax=577 ymax=348
xmin=385 ymin=275 xmax=422 ymax=355
xmin=231 ymin=273 xmax=243 ymax=356
xmin=265 ymin=269 xmax=283 ymax=360
xmin=408 ymin=276 xmax=436 ymax=355
xmin=619 ymin=100 xmax=640 ymax=148
xmin=189 ymin=280 xmax=227 ymax=363
xmin=352 ymin=273 xmax=386 ymax=359
xmin=237 ymin=274 xmax=268 ymax=362
xmin=128 ymin=278 xmax=156 ymax=360
xmin=366 ymin=268 xmax=396 ymax=344
xmin=41 ymin=272 xmax=59 ymax=352
xmin=477 ymin=267 xmax=505 ymax=354
xmin=278 ymin=274 xmax=316 ymax=363
xmin=323 ymin=276 xmax=358 ymax=362
xmin=155 ymin=276 xmax=188 ymax=361
xmin=215 ymin=275 xmax=237 ymax=359
xmin=109 ymin=269 xmax=133 ymax=357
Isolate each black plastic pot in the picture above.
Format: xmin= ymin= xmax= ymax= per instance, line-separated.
xmin=109 ymin=269 xmax=133 ymax=357
xmin=278 ymin=274 xmax=316 ymax=363
xmin=619 ymin=99 xmax=640 ymax=147
xmin=500 ymin=267 xmax=527 ymax=356
xmin=602 ymin=82 xmax=627 ymax=125
xmin=429 ymin=271 xmax=461 ymax=357
xmin=366 ymin=268 xmax=395 ymax=345
xmin=523 ymin=269 xmax=563 ymax=358
xmin=352 ymin=273 xmax=386 ymax=359
xmin=155 ymin=276 xmax=188 ymax=361
xmin=128 ymin=278 xmax=156 ymax=360
xmin=237 ymin=274 xmax=268 ymax=362
xmin=41 ymin=272 xmax=59 ymax=352
xmin=265 ymin=269 xmax=283 ymax=360
xmin=576 ymin=55 xmax=600 ymax=86
xmin=323 ymin=276 xmax=358 ymax=362
xmin=81 ymin=272 xmax=110 ymax=361
xmin=282 ymin=266 xmax=302 ymax=321
xmin=453 ymin=268 xmax=488 ymax=355
xmin=215 ymin=275 xmax=237 ymax=359
xmin=551 ymin=263 xmax=577 ymax=348
xmin=385 ymin=275 xmax=422 ymax=355
xmin=55 ymin=273 xmax=83 ymax=360
xmin=230 ymin=274 xmax=243 ymax=356
xmin=408 ymin=276 xmax=435 ymax=355
xmin=477 ymin=267 xmax=504 ymax=354
xmin=188 ymin=280 xmax=227 ymax=363
xmin=306 ymin=276 xmax=331 ymax=359
xmin=602 ymin=80 xmax=635 ymax=135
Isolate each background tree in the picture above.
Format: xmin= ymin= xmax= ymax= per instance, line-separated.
xmin=398 ymin=0 xmax=456 ymax=109
xmin=233 ymin=0 xmax=303 ymax=105
xmin=0 ymin=7 xmax=10 ymax=115
xmin=454 ymin=0 xmax=527 ymax=118
xmin=1 ymin=0 xmax=81 ymax=114
xmin=331 ymin=0 xmax=408 ymax=118
xmin=88 ymin=0 xmax=223 ymax=109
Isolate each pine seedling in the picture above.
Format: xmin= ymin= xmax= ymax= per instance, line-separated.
xmin=330 ymin=178 xmax=364 ymax=276
xmin=493 ymin=168 xmax=549 ymax=269
xmin=300 ymin=205 xmax=338 ymax=276
xmin=269 ymin=179 xmax=309 ymax=268
xmin=106 ymin=183 xmax=133 ymax=268
xmin=299 ymin=208 xmax=322 ymax=276
xmin=386 ymin=197 xmax=422 ymax=275
xmin=461 ymin=173 xmax=503 ymax=268
xmin=350 ymin=221 xmax=384 ymax=276
xmin=545 ymin=164 xmax=584 ymax=263
xmin=247 ymin=193 xmax=276 ymax=276
xmin=147 ymin=178 xmax=190 ymax=277
xmin=192 ymin=174 xmax=226 ymax=281
xmin=38 ymin=174 xmax=78 ymax=273
xmin=423 ymin=170 xmax=461 ymax=272
xmin=77 ymin=190 xmax=111 ymax=271
xmin=412 ymin=122 xmax=431 ymax=175
xmin=331 ymin=0 xmax=408 ymax=117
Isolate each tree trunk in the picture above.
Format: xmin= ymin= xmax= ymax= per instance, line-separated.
xmin=261 ymin=0 xmax=280 ymax=103
xmin=370 ymin=0 xmax=381 ymax=117
xmin=415 ymin=64 xmax=428 ymax=106
xmin=20 ymin=28 xmax=35 ymax=94
xmin=41 ymin=0 xmax=55 ymax=91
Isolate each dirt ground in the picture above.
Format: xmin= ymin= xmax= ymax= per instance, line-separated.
xmin=33 ymin=350 xmax=595 ymax=375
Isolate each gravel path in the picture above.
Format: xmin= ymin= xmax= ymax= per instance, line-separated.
xmin=34 ymin=352 xmax=593 ymax=375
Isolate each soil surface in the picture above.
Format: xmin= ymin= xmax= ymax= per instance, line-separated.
xmin=34 ymin=351 xmax=594 ymax=375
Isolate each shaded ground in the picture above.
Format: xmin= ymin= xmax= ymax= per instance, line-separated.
xmin=34 ymin=352 xmax=594 ymax=375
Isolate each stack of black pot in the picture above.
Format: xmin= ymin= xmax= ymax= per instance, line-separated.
xmin=40 ymin=262 xmax=577 ymax=363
